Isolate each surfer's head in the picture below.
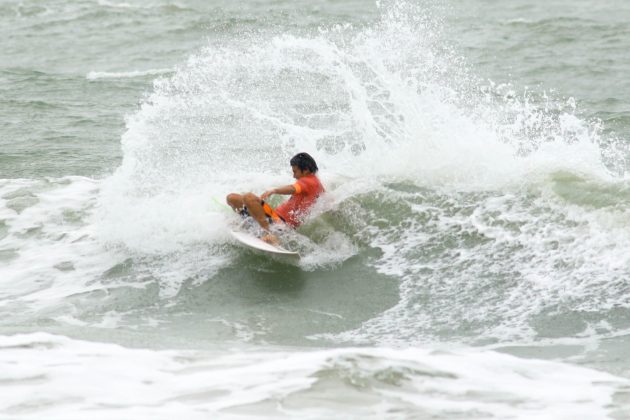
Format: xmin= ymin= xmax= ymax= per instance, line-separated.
xmin=290 ymin=152 xmax=318 ymax=178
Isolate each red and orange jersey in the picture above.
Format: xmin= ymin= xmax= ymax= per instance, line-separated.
xmin=275 ymin=174 xmax=324 ymax=227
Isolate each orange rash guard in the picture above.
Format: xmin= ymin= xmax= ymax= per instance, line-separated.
xmin=274 ymin=174 xmax=324 ymax=227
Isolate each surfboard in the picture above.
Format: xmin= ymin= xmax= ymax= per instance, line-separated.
xmin=230 ymin=230 xmax=300 ymax=259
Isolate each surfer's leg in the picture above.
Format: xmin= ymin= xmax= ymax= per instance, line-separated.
xmin=242 ymin=193 xmax=271 ymax=230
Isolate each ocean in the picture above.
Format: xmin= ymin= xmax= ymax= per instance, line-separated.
xmin=1 ymin=0 xmax=630 ymax=418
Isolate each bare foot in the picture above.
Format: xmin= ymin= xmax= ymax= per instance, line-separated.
xmin=261 ymin=234 xmax=279 ymax=246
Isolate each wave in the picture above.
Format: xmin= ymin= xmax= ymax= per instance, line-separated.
xmin=86 ymin=0 xmax=630 ymax=348
xmin=1 ymin=333 xmax=626 ymax=419
xmin=2 ymin=1 xmax=629 ymax=352
xmin=95 ymin=0 xmax=190 ymax=11
xmin=95 ymin=0 xmax=139 ymax=9
xmin=86 ymin=68 xmax=173 ymax=80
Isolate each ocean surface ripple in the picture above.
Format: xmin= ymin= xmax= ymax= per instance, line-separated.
xmin=1 ymin=0 xmax=630 ymax=418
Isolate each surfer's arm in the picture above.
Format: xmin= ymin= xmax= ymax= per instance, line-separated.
xmin=261 ymin=185 xmax=296 ymax=200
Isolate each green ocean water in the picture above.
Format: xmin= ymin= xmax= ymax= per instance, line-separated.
xmin=2 ymin=0 xmax=629 ymax=177
xmin=1 ymin=0 xmax=630 ymax=418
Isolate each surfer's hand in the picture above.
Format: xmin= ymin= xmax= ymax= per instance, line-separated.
xmin=261 ymin=234 xmax=279 ymax=246
xmin=261 ymin=190 xmax=274 ymax=200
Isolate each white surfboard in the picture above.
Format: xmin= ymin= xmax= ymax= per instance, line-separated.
xmin=230 ymin=230 xmax=300 ymax=259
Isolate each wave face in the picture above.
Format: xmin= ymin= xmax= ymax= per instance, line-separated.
xmin=94 ymin=0 xmax=630 ymax=346
xmin=2 ymin=1 xmax=630 ymax=418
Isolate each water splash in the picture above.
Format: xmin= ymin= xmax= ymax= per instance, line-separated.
xmin=93 ymin=0 xmax=630 ymax=339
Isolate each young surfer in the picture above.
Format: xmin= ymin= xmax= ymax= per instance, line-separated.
xmin=226 ymin=152 xmax=325 ymax=244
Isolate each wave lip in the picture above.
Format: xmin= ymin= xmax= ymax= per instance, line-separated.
xmin=96 ymin=0 xmax=138 ymax=9
xmin=86 ymin=68 xmax=173 ymax=80
xmin=0 ymin=333 xmax=627 ymax=419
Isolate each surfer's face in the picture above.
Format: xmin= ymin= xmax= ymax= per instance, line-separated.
xmin=291 ymin=165 xmax=310 ymax=179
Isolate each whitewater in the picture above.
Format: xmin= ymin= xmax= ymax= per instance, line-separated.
xmin=1 ymin=0 xmax=630 ymax=418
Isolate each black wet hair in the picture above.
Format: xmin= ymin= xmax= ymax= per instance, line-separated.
xmin=290 ymin=152 xmax=318 ymax=173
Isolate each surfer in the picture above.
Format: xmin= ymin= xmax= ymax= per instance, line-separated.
xmin=226 ymin=152 xmax=324 ymax=244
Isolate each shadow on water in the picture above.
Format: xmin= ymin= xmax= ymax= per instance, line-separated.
xmin=1 ymin=242 xmax=399 ymax=349
xmin=169 ymin=247 xmax=400 ymax=347
xmin=222 ymin=253 xmax=309 ymax=296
